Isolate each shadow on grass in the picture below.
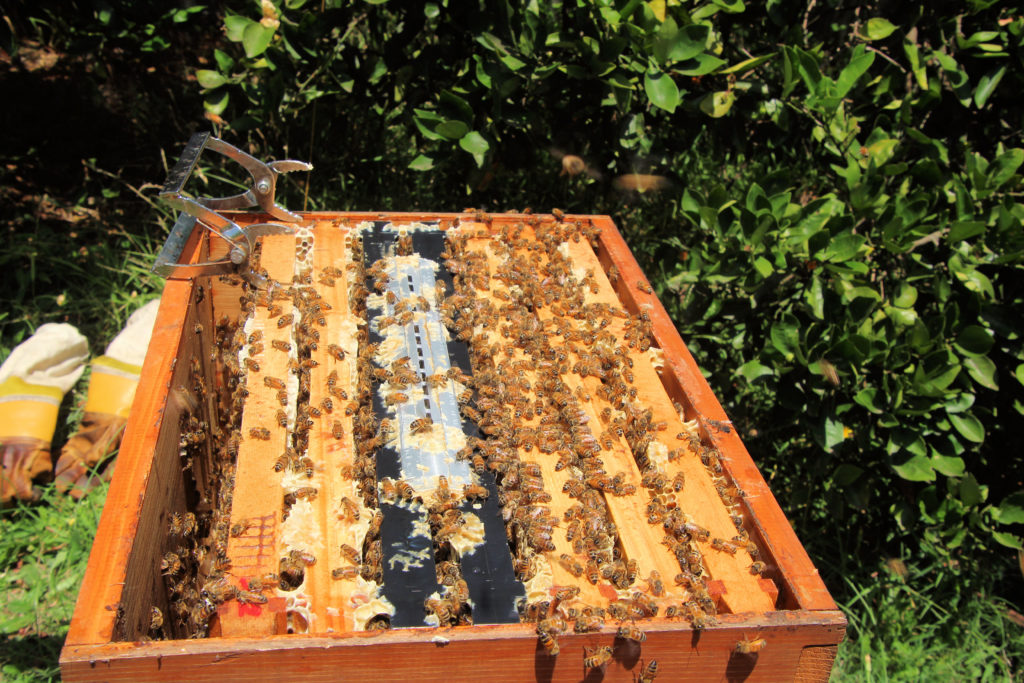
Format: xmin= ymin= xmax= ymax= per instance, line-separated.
xmin=0 ymin=632 xmax=64 ymax=681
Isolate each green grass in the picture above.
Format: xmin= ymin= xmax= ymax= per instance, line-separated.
xmin=830 ymin=557 xmax=1024 ymax=681
xmin=0 ymin=476 xmax=109 ymax=682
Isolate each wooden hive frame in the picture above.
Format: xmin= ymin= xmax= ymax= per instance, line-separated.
xmin=60 ymin=212 xmax=845 ymax=682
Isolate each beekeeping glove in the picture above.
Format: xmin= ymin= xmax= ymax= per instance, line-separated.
xmin=55 ymin=300 xmax=159 ymax=498
xmin=0 ymin=323 xmax=89 ymax=503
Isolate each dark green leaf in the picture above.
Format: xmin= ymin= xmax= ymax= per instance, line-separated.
xmin=948 ymin=221 xmax=985 ymax=243
xmin=242 ymin=22 xmax=275 ymax=58
xmin=854 ymin=388 xmax=883 ymax=414
xmin=893 ymin=282 xmax=917 ymax=308
xmin=676 ymin=53 xmax=727 ymax=76
xmin=862 ymin=17 xmax=897 ymax=41
xmin=770 ymin=316 xmax=800 ymax=362
xmin=892 ymin=453 xmax=935 ymax=482
xmin=836 ymin=47 xmax=874 ymax=97
xmin=948 ymin=411 xmax=985 ymax=443
xmin=959 ymin=474 xmax=984 ymax=506
xmin=721 ymin=53 xmax=775 ymax=74
xmin=459 ymin=131 xmax=489 ymax=166
xmin=672 ymin=24 xmax=711 ymax=62
xmin=408 ymin=154 xmax=434 ymax=171
xmin=699 ymin=90 xmax=734 ymax=118
xmin=974 ymin=65 xmax=1006 ymax=108
xmin=738 ymin=359 xmax=773 ymax=382
xmin=931 ymin=454 xmax=965 ymax=477
xmin=964 ymin=355 xmax=998 ymax=390
xmin=833 ymin=464 xmax=863 ymax=486
xmin=213 ymin=49 xmax=234 ymax=72
xmin=993 ymin=491 xmax=1024 ymax=524
xmin=224 ymin=14 xmax=252 ymax=42
xmin=987 ymin=148 xmax=1024 ymax=189
xmin=991 ymin=531 xmax=1023 ymax=549
xmin=644 ymin=70 xmax=680 ymax=113
xmin=203 ymin=89 xmax=229 ymax=116
xmin=435 ymin=120 xmax=469 ymax=140
xmin=196 ymin=69 xmax=227 ymax=89
xmin=954 ymin=325 xmax=994 ymax=357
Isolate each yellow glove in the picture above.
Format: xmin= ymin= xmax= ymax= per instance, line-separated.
xmin=0 ymin=324 xmax=88 ymax=503
xmin=54 ymin=356 xmax=139 ymax=497
xmin=55 ymin=300 xmax=158 ymax=498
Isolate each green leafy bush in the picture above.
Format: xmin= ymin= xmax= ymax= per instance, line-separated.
xmin=196 ymin=0 xmax=1024 ymax=566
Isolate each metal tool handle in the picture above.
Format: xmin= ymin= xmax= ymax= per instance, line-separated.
xmin=153 ymin=132 xmax=311 ymax=287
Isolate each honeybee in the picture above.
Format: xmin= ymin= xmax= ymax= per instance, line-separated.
xmin=557 ymin=553 xmax=584 ymax=577
xmin=249 ymin=427 xmax=271 ymax=440
xmin=617 ymin=624 xmax=647 ymax=642
xmin=267 ymin=304 xmax=283 ymax=317
xmin=237 ymin=588 xmax=268 ymax=605
xmin=277 ymin=389 xmax=288 ymax=406
xmin=340 ymin=543 xmax=361 ymax=564
xmin=574 ymin=615 xmax=603 ymax=633
xmin=274 ymin=452 xmax=289 ymax=472
xmin=248 ymin=330 xmax=264 ymax=344
xmin=735 ymin=637 xmax=767 ymax=654
xmin=385 ymin=392 xmax=408 ymax=406
xmin=150 ymin=606 xmax=164 ymax=631
xmin=161 ymin=551 xmax=182 ymax=575
xmin=647 ymin=570 xmax=665 ymax=597
xmin=410 ymin=416 xmax=434 ymax=434
xmin=363 ymin=508 xmax=381 ymax=535
xmin=242 ymin=357 xmax=260 ymax=372
xmin=638 ymin=659 xmax=659 ymax=683
xmin=425 ymin=597 xmax=452 ymax=624
xmin=289 ymin=549 xmax=316 ymax=566
xmin=711 ymin=537 xmax=738 ymax=555
xmin=327 ymin=343 xmax=345 ymax=361
xmin=463 ymin=484 xmax=489 ymax=500
xmin=625 ymin=558 xmax=639 ymax=584
xmin=294 ymin=486 xmax=318 ymax=501
xmin=275 ymin=409 xmax=288 ymax=428
xmin=396 ymin=479 xmax=415 ymax=500
xmin=345 ymin=401 xmax=360 ymax=416
xmin=332 ymin=566 xmax=359 ymax=580
xmin=672 ymin=472 xmax=685 ymax=491
xmin=331 ymin=419 xmax=345 ymax=440
xmin=583 ymin=645 xmax=612 ymax=669
xmin=277 ymin=313 xmax=294 ymax=328
xmin=264 ymin=376 xmax=286 ymax=391
xmin=631 ymin=591 xmax=658 ymax=617
xmin=231 ymin=519 xmax=256 ymax=537
xmin=536 ymin=629 xmax=560 ymax=657
xmin=551 ymin=585 xmax=580 ymax=603
xmin=270 ymin=339 xmax=290 ymax=353
xmin=585 ymin=559 xmax=600 ymax=585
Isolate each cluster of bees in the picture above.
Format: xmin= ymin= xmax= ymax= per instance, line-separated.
xmin=434 ymin=215 xmax=763 ymax=669
xmin=146 ymin=214 xmax=764 ymax=673
xmin=148 ymin=278 xmax=258 ymax=639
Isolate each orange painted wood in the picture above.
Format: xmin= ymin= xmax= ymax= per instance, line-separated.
xmin=65 ymin=224 xmax=204 ymax=646
xmin=589 ymin=216 xmax=836 ymax=613
xmin=61 ymin=609 xmax=845 ymax=682
xmin=219 ymin=234 xmax=297 ymax=637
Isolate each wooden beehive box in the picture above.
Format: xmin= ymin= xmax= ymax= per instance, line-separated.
xmin=60 ymin=211 xmax=845 ymax=682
